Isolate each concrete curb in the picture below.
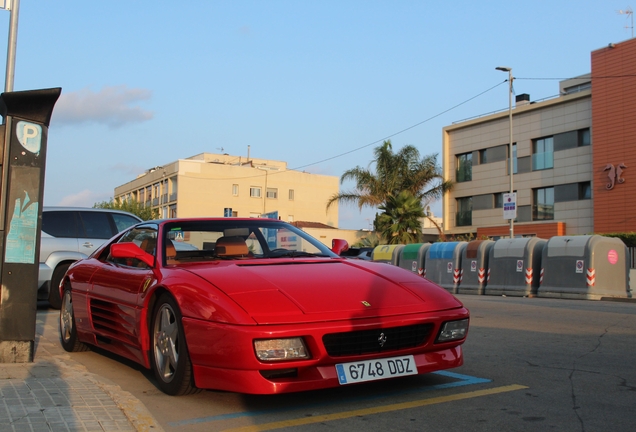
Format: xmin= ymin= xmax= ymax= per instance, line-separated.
xmin=49 ymin=353 xmax=165 ymax=432
xmin=23 ymin=309 xmax=166 ymax=431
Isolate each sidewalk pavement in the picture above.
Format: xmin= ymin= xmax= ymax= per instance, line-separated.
xmin=0 ymin=310 xmax=164 ymax=432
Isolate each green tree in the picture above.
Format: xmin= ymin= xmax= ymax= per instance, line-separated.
xmin=94 ymin=198 xmax=159 ymax=221
xmin=375 ymin=191 xmax=425 ymax=244
xmin=326 ymin=140 xmax=451 ymax=240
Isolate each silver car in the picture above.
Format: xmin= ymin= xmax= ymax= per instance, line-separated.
xmin=39 ymin=207 xmax=142 ymax=308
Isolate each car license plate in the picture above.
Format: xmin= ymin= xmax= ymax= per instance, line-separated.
xmin=335 ymin=355 xmax=417 ymax=385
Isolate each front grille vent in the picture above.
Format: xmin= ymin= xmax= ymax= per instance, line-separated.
xmin=323 ymin=324 xmax=433 ymax=357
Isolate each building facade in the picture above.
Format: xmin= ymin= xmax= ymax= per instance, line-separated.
xmin=442 ymin=38 xmax=636 ymax=239
xmin=114 ymin=152 xmax=340 ymax=227
xmin=591 ymin=39 xmax=636 ymax=233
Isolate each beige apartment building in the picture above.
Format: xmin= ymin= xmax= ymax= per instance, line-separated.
xmin=114 ymin=152 xmax=340 ymax=227
xmin=443 ymin=75 xmax=592 ymax=239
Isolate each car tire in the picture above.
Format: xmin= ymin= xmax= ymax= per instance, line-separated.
xmin=59 ymin=285 xmax=89 ymax=352
xmin=49 ymin=263 xmax=70 ymax=309
xmin=150 ymin=294 xmax=200 ymax=395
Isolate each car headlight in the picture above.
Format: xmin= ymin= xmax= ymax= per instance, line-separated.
xmin=254 ymin=338 xmax=309 ymax=361
xmin=436 ymin=319 xmax=469 ymax=342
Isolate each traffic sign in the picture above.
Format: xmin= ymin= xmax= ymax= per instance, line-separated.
xmin=503 ymin=193 xmax=517 ymax=220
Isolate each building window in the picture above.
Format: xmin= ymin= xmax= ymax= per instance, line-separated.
xmin=232 ymin=184 xmax=239 ymax=196
xmin=456 ymin=197 xmax=472 ymax=226
xmin=266 ymin=188 xmax=278 ymax=199
xmin=479 ymin=149 xmax=488 ymax=164
xmin=579 ymin=181 xmax=591 ymax=199
xmin=288 ymin=215 xmax=294 ymax=222
xmin=579 ymin=128 xmax=591 ymax=146
xmin=169 ymin=205 xmax=177 ymax=218
xmin=288 ymin=189 xmax=295 ymax=200
xmin=532 ymin=137 xmax=554 ymax=170
xmin=533 ymin=187 xmax=554 ymax=220
xmin=250 ymin=187 xmax=261 ymax=198
xmin=494 ymin=193 xmax=503 ymax=208
xmin=456 ymin=153 xmax=472 ymax=182
xmin=512 ymin=143 xmax=517 ymax=174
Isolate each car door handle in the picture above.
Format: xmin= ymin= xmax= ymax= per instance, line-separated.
xmin=82 ymin=242 xmax=94 ymax=248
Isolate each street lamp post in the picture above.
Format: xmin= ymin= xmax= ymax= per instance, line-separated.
xmin=496 ymin=66 xmax=514 ymax=238
xmin=3 ymin=0 xmax=20 ymax=93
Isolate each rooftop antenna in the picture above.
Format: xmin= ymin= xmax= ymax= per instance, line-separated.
xmin=216 ymin=147 xmax=224 ymax=153
xmin=618 ymin=7 xmax=634 ymax=38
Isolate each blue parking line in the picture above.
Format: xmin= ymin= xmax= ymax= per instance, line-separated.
xmin=432 ymin=370 xmax=491 ymax=387
xmin=168 ymin=371 xmax=492 ymax=427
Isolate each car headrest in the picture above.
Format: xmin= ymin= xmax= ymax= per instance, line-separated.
xmin=165 ymin=239 xmax=177 ymax=264
xmin=215 ymin=236 xmax=249 ymax=256
xmin=139 ymin=237 xmax=157 ymax=255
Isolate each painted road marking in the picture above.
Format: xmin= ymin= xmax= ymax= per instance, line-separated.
xmin=169 ymin=371 xmax=491 ymax=428
xmin=222 ymin=384 xmax=528 ymax=432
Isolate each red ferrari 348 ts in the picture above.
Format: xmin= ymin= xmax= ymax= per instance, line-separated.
xmin=59 ymin=218 xmax=469 ymax=395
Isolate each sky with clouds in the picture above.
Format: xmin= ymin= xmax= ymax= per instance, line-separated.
xmin=0 ymin=1 xmax=632 ymax=229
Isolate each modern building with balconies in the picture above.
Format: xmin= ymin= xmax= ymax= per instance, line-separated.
xmin=114 ymin=152 xmax=340 ymax=227
xmin=442 ymin=38 xmax=636 ymax=239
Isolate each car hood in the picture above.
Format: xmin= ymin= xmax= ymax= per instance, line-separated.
xmin=182 ymin=259 xmax=463 ymax=324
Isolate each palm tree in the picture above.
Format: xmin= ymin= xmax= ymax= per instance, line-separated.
xmin=326 ymin=140 xmax=451 ymax=239
xmin=375 ymin=191 xmax=425 ymax=244
xmin=327 ymin=140 xmax=451 ymax=208
xmin=353 ymin=231 xmax=382 ymax=248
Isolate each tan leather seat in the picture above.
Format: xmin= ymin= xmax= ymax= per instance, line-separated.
xmin=139 ymin=237 xmax=157 ymax=255
xmin=165 ymin=239 xmax=178 ymax=265
xmin=135 ymin=237 xmax=157 ymax=268
xmin=215 ymin=236 xmax=249 ymax=257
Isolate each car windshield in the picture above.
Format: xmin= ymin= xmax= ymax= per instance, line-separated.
xmin=163 ymin=219 xmax=338 ymax=264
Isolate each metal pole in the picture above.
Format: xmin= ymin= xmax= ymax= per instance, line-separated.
xmin=4 ymin=0 xmax=20 ymax=93
xmin=507 ymin=69 xmax=514 ymax=238
xmin=496 ymin=66 xmax=514 ymax=238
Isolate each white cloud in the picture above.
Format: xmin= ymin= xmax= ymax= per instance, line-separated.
xmin=53 ymin=85 xmax=154 ymax=128
xmin=57 ymin=189 xmax=111 ymax=207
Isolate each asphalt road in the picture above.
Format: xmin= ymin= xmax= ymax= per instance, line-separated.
xmin=39 ymin=295 xmax=636 ymax=431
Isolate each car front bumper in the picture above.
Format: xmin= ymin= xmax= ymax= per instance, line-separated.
xmin=182 ymin=309 xmax=468 ymax=394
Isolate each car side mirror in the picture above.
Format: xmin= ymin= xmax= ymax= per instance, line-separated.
xmin=111 ymin=242 xmax=155 ymax=268
xmin=331 ymin=239 xmax=349 ymax=255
